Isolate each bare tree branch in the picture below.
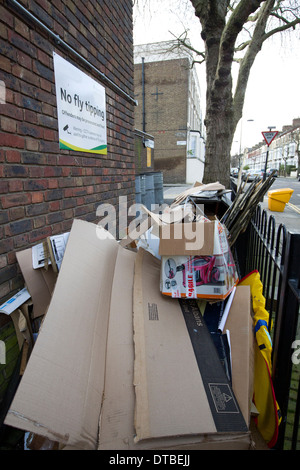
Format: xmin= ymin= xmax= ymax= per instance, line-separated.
xmin=264 ymin=15 xmax=300 ymax=39
xmin=169 ymin=30 xmax=206 ymax=60
xmin=135 ymin=0 xmax=300 ymax=186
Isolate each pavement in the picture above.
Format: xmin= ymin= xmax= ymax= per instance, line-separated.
xmin=163 ymin=179 xmax=300 ymax=234
xmin=259 ymin=197 xmax=300 ymax=233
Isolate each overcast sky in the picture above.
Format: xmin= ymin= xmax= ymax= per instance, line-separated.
xmin=133 ymin=1 xmax=300 ymax=154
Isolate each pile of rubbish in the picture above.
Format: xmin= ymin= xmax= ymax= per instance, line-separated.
xmin=0 ymin=179 xmax=279 ymax=450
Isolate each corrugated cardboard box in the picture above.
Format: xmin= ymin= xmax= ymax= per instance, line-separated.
xmin=5 ymin=219 xmax=253 ymax=450
xmin=131 ymin=249 xmax=249 ymax=448
xmin=159 ymin=218 xmax=239 ymax=300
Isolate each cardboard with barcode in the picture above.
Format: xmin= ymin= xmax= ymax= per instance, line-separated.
xmin=5 ymin=219 xmax=252 ymax=450
xmin=159 ymin=218 xmax=239 ymax=300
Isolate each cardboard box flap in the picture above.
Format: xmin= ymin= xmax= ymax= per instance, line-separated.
xmin=140 ymin=203 xmax=195 ymax=225
xmin=5 ymin=219 xmax=119 ymax=449
xmin=171 ymin=182 xmax=226 ymax=206
xmin=98 ymin=246 xmax=137 ymax=449
xmin=202 ymin=285 xmax=254 ymax=425
xmin=120 ymin=203 xmax=195 ymax=248
xmin=223 ymin=285 xmax=254 ymax=425
xmin=16 ymin=248 xmax=57 ymax=319
xmin=133 ymin=248 xmax=248 ymax=443
xmin=159 ymin=221 xmax=215 ymax=256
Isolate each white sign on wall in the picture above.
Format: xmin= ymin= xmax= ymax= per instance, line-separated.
xmin=53 ymin=52 xmax=107 ymax=154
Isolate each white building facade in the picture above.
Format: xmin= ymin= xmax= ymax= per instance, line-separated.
xmin=244 ymin=119 xmax=300 ymax=175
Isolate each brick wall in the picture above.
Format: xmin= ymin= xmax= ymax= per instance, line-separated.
xmin=0 ymin=0 xmax=135 ymax=304
xmin=134 ymin=58 xmax=189 ymax=183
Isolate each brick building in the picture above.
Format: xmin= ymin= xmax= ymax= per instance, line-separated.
xmin=0 ymin=0 xmax=136 ymax=305
xmin=134 ymin=41 xmax=205 ymax=184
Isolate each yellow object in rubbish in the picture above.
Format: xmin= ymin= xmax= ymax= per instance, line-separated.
xmin=239 ymin=270 xmax=282 ymax=448
xmin=268 ymin=188 xmax=294 ymax=212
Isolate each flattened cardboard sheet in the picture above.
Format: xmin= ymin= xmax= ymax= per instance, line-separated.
xmin=202 ymin=286 xmax=254 ymax=425
xmin=133 ymin=249 xmax=216 ymax=441
xmin=99 ymin=248 xmax=250 ymax=451
xmin=223 ymin=285 xmax=254 ymax=425
xmin=98 ymin=246 xmax=137 ymax=449
xmin=133 ymin=249 xmax=249 ymax=443
xmin=5 ymin=220 xmax=118 ymax=449
xmin=5 ymin=220 xmax=252 ymax=450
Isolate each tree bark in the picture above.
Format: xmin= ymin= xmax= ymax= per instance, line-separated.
xmin=186 ymin=0 xmax=300 ymax=187
xmin=190 ymin=0 xmax=266 ymax=187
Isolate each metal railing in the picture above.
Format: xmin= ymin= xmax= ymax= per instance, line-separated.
xmin=235 ymin=204 xmax=300 ymax=450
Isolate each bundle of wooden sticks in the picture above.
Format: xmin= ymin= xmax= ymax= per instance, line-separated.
xmin=221 ymin=174 xmax=276 ymax=247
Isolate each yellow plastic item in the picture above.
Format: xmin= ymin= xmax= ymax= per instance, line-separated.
xmin=268 ymin=188 xmax=294 ymax=212
xmin=239 ymin=271 xmax=282 ymax=448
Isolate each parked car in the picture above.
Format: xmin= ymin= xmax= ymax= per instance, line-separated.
xmin=260 ymin=168 xmax=266 ymax=178
xmin=230 ymin=167 xmax=239 ymax=177
xmin=242 ymin=169 xmax=263 ymax=182
xmin=267 ymin=168 xmax=278 ymax=177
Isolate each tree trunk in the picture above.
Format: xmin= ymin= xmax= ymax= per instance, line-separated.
xmin=190 ymin=0 xmax=269 ymax=188
xmin=196 ymin=0 xmax=235 ymax=187
xmin=203 ymin=102 xmax=234 ymax=188
xmin=201 ymin=14 xmax=236 ymax=189
xmin=187 ymin=0 xmax=300 ymax=187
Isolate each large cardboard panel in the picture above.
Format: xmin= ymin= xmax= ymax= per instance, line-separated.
xmin=99 ymin=248 xmax=251 ymax=450
xmin=132 ymin=249 xmax=250 ymax=448
xmin=133 ymin=249 xmax=216 ymax=441
xmin=223 ymin=285 xmax=254 ymax=425
xmin=5 ymin=220 xmax=252 ymax=450
xmin=5 ymin=220 xmax=118 ymax=449
xmin=98 ymin=246 xmax=137 ymax=450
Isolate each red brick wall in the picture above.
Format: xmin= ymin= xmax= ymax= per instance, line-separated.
xmin=0 ymin=0 xmax=135 ymax=303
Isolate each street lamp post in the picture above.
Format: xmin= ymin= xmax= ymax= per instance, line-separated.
xmin=237 ymin=118 xmax=254 ymax=188
xmin=239 ymin=118 xmax=254 ymax=157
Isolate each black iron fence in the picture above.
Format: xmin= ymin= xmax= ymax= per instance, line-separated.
xmin=235 ymin=204 xmax=300 ymax=450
